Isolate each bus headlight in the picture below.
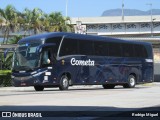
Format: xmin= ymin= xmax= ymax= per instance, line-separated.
xmin=11 ymin=75 xmax=15 ymax=79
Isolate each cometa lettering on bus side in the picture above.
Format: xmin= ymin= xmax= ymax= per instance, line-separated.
xmin=71 ymin=58 xmax=95 ymax=66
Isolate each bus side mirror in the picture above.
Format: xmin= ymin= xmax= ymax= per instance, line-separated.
xmin=4 ymin=48 xmax=15 ymax=58
xmin=36 ymin=43 xmax=56 ymax=55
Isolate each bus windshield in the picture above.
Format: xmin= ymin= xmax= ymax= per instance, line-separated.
xmin=13 ymin=42 xmax=41 ymax=71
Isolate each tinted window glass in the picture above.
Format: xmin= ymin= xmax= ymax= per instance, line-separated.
xmin=122 ymin=43 xmax=135 ymax=57
xmin=78 ymin=40 xmax=93 ymax=55
xmin=46 ymin=37 xmax=62 ymax=55
xmin=134 ymin=44 xmax=148 ymax=58
xmin=94 ymin=41 xmax=108 ymax=56
xmin=145 ymin=44 xmax=153 ymax=58
xmin=108 ymin=42 xmax=122 ymax=57
xmin=59 ymin=38 xmax=78 ymax=56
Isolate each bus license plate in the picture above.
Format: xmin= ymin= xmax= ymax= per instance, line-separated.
xmin=21 ymin=83 xmax=26 ymax=86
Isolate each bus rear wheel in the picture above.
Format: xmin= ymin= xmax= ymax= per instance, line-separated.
xmin=102 ymin=84 xmax=115 ymax=89
xmin=123 ymin=74 xmax=136 ymax=88
xmin=59 ymin=75 xmax=69 ymax=90
xmin=34 ymin=86 xmax=44 ymax=91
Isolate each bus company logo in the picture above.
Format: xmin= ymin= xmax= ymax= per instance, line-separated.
xmin=71 ymin=58 xmax=95 ymax=66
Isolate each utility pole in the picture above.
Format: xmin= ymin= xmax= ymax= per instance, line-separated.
xmin=146 ymin=3 xmax=153 ymax=37
xmin=122 ymin=0 xmax=124 ymax=21
xmin=66 ymin=0 xmax=68 ymax=17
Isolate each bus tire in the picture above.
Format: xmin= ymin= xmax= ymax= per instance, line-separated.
xmin=59 ymin=75 xmax=69 ymax=90
xmin=102 ymin=84 xmax=115 ymax=89
xmin=123 ymin=74 xmax=136 ymax=88
xmin=34 ymin=86 xmax=44 ymax=91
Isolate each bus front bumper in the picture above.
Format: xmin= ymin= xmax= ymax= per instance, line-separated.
xmin=12 ymin=76 xmax=41 ymax=87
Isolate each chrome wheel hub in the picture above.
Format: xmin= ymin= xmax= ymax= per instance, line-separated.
xmin=130 ymin=77 xmax=135 ymax=86
xmin=63 ymin=77 xmax=68 ymax=88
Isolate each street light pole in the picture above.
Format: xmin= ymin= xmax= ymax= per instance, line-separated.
xmin=66 ymin=0 xmax=68 ymax=17
xmin=122 ymin=0 xmax=124 ymax=21
xmin=146 ymin=3 xmax=153 ymax=37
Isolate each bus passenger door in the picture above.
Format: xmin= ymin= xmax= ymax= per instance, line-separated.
xmin=41 ymin=48 xmax=54 ymax=84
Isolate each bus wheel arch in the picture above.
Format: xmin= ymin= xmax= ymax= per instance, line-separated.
xmin=123 ymin=73 xmax=137 ymax=88
xmin=59 ymin=72 xmax=72 ymax=90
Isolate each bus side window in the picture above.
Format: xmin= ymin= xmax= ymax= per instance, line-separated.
xmin=122 ymin=43 xmax=135 ymax=57
xmin=134 ymin=45 xmax=148 ymax=58
xmin=41 ymin=49 xmax=52 ymax=67
xmin=108 ymin=42 xmax=122 ymax=57
xmin=59 ymin=38 xmax=78 ymax=56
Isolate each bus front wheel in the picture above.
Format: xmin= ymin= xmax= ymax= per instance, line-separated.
xmin=123 ymin=75 xmax=136 ymax=88
xmin=59 ymin=75 xmax=69 ymax=90
xmin=34 ymin=86 xmax=44 ymax=91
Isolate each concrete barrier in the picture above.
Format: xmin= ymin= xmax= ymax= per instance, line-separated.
xmin=154 ymin=63 xmax=160 ymax=82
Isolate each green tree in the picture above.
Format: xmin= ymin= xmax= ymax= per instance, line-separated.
xmin=0 ymin=5 xmax=19 ymax=44
xmin=30 ymin=8 xmax=44 ymax=34
xmin=0 ymin=17 xmax=4 ymax=27
xmin=0 ymin=35 xmax=22 ymax=70
xmin=0 ymin=52 xmax=12 ymax=70
xmin=43 ymin=12 xmax=73 ymax=32
xmin=7 ymin=35 xmax=22 ymax=44
xmin=22 ymin=8 xmax=33 ymax=36
xmin=63 ymin=16 xmax=74 ymax=32
xmin=0 ymin=5 xmax=74 ymax=42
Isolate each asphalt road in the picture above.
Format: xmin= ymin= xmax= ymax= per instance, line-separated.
xmin=0 ymin=83 xmax=160 ymax=120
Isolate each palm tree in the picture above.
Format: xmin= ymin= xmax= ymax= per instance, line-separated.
xmin=62 ymin=16 xmax=74 ymax=32
xmin=44 ymin=12 xmax=73 ymax=32
xmin=0 ymin=5 xmax=18 ymax=44
xmin=31 ymin=8 xmax=44 ymax=34
xmin=0 ymin=18 xmax=4 ymax=37
xmin=0 ymin=17 xmax=4 ymax=27
xmin=41 ymin=13 xmax=50 ymax=32
xmin=7 ymin=35 xmax=22 ymax=44
xmin=0 ymin=5 xmax=74 ymax=43
xmin=22 ymin=8 xmax=33 ymax=36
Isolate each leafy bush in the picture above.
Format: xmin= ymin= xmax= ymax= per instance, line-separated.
xmin=0 ymin=70 xmax=12 ymax=86
xmin=0 ymin=52 xmax=13 ymax=70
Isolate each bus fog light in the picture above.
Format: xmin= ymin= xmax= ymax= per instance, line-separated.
xmin=34 ymin=80 xmax=39 ymax=83
xmin=44 ymin=76 xmax=48 ymax=80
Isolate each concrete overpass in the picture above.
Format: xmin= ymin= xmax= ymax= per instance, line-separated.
xmin=71 ymin=15 xmax=160 ymax=37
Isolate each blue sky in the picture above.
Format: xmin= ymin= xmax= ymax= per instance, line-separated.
xmin=0 ymin=0 xmax=160 ymax=17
